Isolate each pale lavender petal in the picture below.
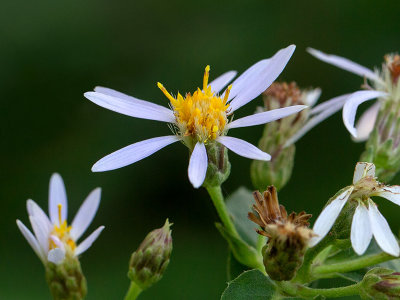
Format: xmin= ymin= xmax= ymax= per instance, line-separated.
xmin=217 ymin=136 xmax=271 ymax=161
xmin=29 ymin=216 xmax=49 ymax=255
xmin=353 ymin=102 xmax=380 ymax=142
xmin=209 ymin=71 xmax=237 ymax=94
xmin=311 ymin=94 xmax=350 ymax=115
xmin=352 ymin=162 xmax=376 ymax=184
xmin=368 ymin=200 xmax=400 ymax=256
xmin=50 ymin=235 xmax=65 ymax=252
xmin=71 ymin=188 xmax=101 ymax=241
xmin=49 ymin=173 xmax=67 ymax=226
xmin=307 ymin=48 xmax=382 ymax=83
xmin=92 ymin=135 xmax=180 ymax=172
xmin=304 ymin=88 xmax=322 ymax=107
xmin=343 ymin=90 xmax=387 ymax=138
xmin=373 ymin=185 xmax=400 ymax=206
xmin=48 ymin=248 xmax=65 ymax=264
xmin=16 ymin=220 xmax=45 ymax=263
xmin=188 ymin=142 xmax=208 ymax=188
xmin=227 ymin=105 xmax=307 ymax=129
xmin=351 ymin=204 xmax=372 ymax=255
xmin=85 ymin=90 xmax=175 ymax=123
xmin=75 ymin=226 xmax=105 ymax=256
xmin=27 ymin=199 xmax=52 ymax=231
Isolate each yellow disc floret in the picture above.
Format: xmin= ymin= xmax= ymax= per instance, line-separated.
xmin=158 ymin=65 xmax=232 ymax=143
xmin=49 ymin=204 xmax=76 ymax=251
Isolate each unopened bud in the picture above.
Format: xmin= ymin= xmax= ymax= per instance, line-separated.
xmin=361 ymin=268 xmax=400 ymax=299
xmin=128 ymin=219 xmax=173 ymax=290
xmin=203 ymin=142 xmax=231 ymax=187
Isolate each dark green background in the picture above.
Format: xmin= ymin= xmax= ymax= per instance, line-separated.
xmin=1 ymin=0 xmax=399 ymax=299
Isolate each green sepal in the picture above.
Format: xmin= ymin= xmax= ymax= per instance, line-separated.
xmin=203 ymin=142 xmax=231 ymax=187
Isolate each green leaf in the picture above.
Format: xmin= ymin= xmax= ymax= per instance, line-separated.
xmin=227 ymin=250 xmax=249 ymax=282
xmin=221 ymin=270 xmax=277 ymax=300
xmin=226 ymin=187 xmax=259 ymax=248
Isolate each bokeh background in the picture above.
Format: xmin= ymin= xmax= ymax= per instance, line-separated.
xmin=2 ymin=0 xmax=400 ymax=299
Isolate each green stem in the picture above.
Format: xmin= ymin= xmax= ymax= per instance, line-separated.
xmin=277 ymin=281 xmax=362 ymax=298
xmin=206 ymin=185 xmax=239 ymax=238
xmin=124 ymin=282 xmax=142 ymax=300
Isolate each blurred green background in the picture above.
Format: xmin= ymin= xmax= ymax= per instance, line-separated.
xmin=1 ymin=0 xmax=400 ymax=299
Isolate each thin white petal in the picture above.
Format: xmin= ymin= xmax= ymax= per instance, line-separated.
xmin=27 ymin=199 xmax=52 ymax=231
xmin=229 ymin=45 xmax=296 ymax=112
xmin=50 ymin=235 xmax=65 ymax=252
xmin=227 ymin=105 xmax=307 ymax=129
xmin=307 ymin=48 xmax=382 ymax=83
xmin=48 ymin=248 xmax=65 ymax=265
xmin=351 ymin=204 xmax=372 ymax=255
xmin=217 ymin=136 xmax=271 ymax=161
xmin=16 ymin=220 xmax=45 ymax=263
xmin=353 ymin=102 xmax=380 ymax=142
xmin=309 ymin=187 xmax=354 ymax=247
xmin=85 ymin=90 xmax=175 ymax=123
xmin=75 ymin=226 xmax=105 ymax=256
xmin=373 ymin=185 xmax=400 ymax=206
xmin=285 ymin=94 xmax=349 ymax=147
xmin=353 ymin=162 xmax=376 ymax=184
xmin=209 ymin=71 xmax=237 ymax=94
xmin=188 ymin=142 xmax=208 ymax=188
xmin=29 ymin=216 xmax=50 ymax=255
xmin=304 ymin=88 xmax=322 ymax=107
xmin=343 ymin=90 xmax=387 ymax=138
xmin=49 ymin=173 xmax=67 ymax=226
xmin=70 ymin=188 xmax=101 ymax=241
xmin=311 ymin=94 xmax=350 ymax=115
xmin=368 ymin=200 xmax=400 ymax=256
xmin=92 ymin=135 xmax=180 ymax=172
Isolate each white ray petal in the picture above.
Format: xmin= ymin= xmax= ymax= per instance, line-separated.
xmin=368 ymin=200 xmax=400 ymax=257
xmin=27 ymin=199 xmax=52 ymax=231
xmin=188 ymin=142 xmax=208 ymax=188
xmin=351 ymin=204 xmax=372 ymax=255
xmin=209 ymin=71 xmax=237 ymax=94
xmin=311 ymin=94 xmax=350 ymax=115
xmin=307 ymin=48 xmax=382 ymax=83
xmin=229 ymin=45 xmax=296 ymax=112
xmin=227 ymin=105 xmax=307 ymax=129
xmin=304 ymin=88 xmax=322 ymax=107
xmin=49 ymin=173 xmax=67 ymax=226
xmin=16 ymin=220 xmax=45 ymax=263
xmin=48 ymin=248 xmax=65 ymax=265
xmin=50 ymin=235 xmax=65 ymax=252
xmin=85 ymin=90 xmax=175 ymax=123
xmin=217 ymin=136 xmax=271 ymax=161
xmin=92 ymin=135 xmax=180 ymax=172
xmin=29 ymin=216 xmax=49 ymax=255
xmin=373 ymin=185 xmax=400 ymax=206
xmin=71 ymin=188 xmax=101 ymax=241
xmin=353 ymin=102 xmax=380 ymax=142
xmin=309 ymin=187 xmax=354 ymax=247
xmin=285 ymin=94 xmax=349 ymax=147
xmin=75 ymin=226 xmax=105 ymax=256
xmin=353 ymin=162 xmax=376 ymax=184
xmin=343 ymin=90 xmax=387 ymax=138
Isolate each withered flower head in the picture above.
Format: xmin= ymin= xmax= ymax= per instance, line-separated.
xmin=385 ymin=54 xmax=400 ymax=84
xmin=264 ymin=82 xmax=303 ymax=108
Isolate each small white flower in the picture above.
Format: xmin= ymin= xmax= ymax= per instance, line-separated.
xmin=16 ymin=173 xmax=104 ymax=265
xmin=310 ymin=162 xmax=400 ymax=257
xmin=84 ymin=45 xmax=307 ymax=188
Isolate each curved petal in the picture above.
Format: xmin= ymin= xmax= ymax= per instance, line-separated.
xmin=92 ymin=135 xmax=180 ymax=172
xmin=70 ymin=188 xmax=101 ymax=241
xmin=27 ymin=199 xmax=52 ymax=231
xmin=353 ymin=102 xmax=380 ymax=142
xmin=29 ymin=216 xmax=50 ymax=255
xmin=304 ymin=88 xmax=322 ymax=107
xmin=353 ymin=162 xmax=375 ymax=184
xmin=209 ymin=71 xmax=237 ymax=94
xmin=309 ymin=187 xmax=354 ymax=247
xmin=307 ymin=48 xmax=382 ymax=83
xmin=227 ymin=105 xmax=307 ymax=129
xmin=217 ymin=136 xmax=271 ymax=161
xmin=75 ymin=226 xmax=105 ymax=256
xmin=85 ymin=90 xmax=175 ymax=123
xmin=16 ymin=220 xmax=45 ymax=263
xmin=49 ymin=173 xmax=67 ymax=226
xmin=311 ymin=94 xmax=350 ymax=115
xmin=373 ymin=185 xmax=400 ymax=206
xmin=351 ymin=204 xmax=372 ymax=255
xmin=343 ymin=90 xmax=387 ymax=138
xmin=48 ymin=248 xmax=65 ymax=264
xmin=50 ymin=235 xmax=65 ymax=252
xmin=188 ymin=142 xmax=208 ymax=188
xmin=368 ymin=200 xmax=400 ymax=257
xmin=229 ymin=45 xmax=296 ymax=112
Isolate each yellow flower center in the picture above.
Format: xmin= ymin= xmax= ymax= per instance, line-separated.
xmin=49 ymin=204 xmax=76 ymax=251
xmin=158 ymin=65 xmax=232 ymax=143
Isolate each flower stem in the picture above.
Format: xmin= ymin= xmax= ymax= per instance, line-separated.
xmin=277 ymin=281 xmax=361 ymax=298
xmin=124 ymin=282 xmax=142 ymax=300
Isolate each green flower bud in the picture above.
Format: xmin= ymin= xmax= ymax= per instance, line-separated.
xmin=361 ymin=268 xmax=400 ymax=299
xmin=203 ymin=141 xmax=231 ymax=187
xmin=128 ymin=219 xmax=173 ymax=290
xmin=45 ymin=253 xmax=87 ymax=300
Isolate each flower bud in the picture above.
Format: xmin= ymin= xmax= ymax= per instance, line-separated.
xmin=203 ymin=141 xmax=231 ymax=187
xmin=361 ymin=267 xmax=400 ymax=299
xmin=128 ymin=219 xmax=173 ymax=290
xmin=45 ymin=253 xmax=87 ymax=300
xmin=248 ymin=186 xmax=314 ymax=281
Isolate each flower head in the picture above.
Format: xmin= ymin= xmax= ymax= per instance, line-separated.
xmin=16 ymin=173 xmax=104 ymax=265
xmin=311 ymin=162 xmax=400 ymax=256
xmin=84 ymin=45 xmax=307 ymax=188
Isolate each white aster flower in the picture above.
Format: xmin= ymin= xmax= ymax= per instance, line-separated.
xmin=16 ymin=173 xmax=104 ymax=265
xmin=84 ymin=45 xmax=307 ymax=188
xmin=310 ymin=162 xmax=400 ymax=257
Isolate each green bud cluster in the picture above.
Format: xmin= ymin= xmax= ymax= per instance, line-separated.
xmin=203 ymin=141 xmax=231 ymax=187
xmin=361 ymin=268 xmax=400 ymax=299
xmin=128 ymin=219 xmax=173 ymax=290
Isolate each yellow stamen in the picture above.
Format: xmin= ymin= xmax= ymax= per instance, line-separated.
xmin=203 ymin=65 xmax=210 ymax=91
xmin=49 ymin=203 xmax=76 ymax=252
xmin=57 ymin=203 xmax=62 ymax=225
xmin=223 ymin=84 xmax=233 ymax=104
xmin=157 ymin=82 xmax=176 ymax=103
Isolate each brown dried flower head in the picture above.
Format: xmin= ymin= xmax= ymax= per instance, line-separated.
xmin=263 ymin=82 xmax=303 ymax=108
xmin=385 ymin=54 xmax=400 ymax=84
